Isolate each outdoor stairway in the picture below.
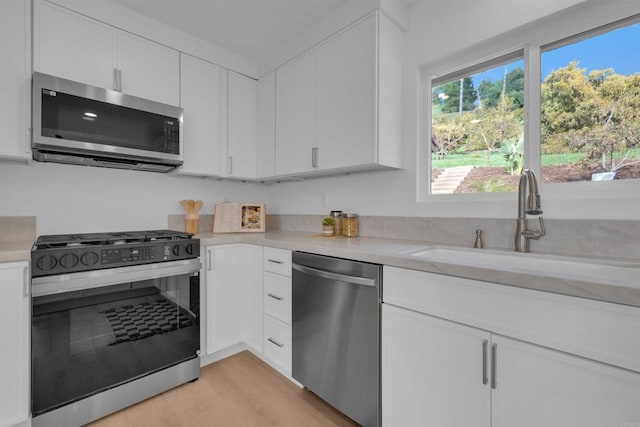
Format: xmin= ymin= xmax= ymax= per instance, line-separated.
xmin=431 ymin=165 xmax=475 ymax=194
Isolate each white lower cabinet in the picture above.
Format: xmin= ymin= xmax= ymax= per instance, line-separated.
xmin=382 ymin=304 xmax=491 ymax=426
xmin=203 ymin=244 xmax=262 ymax=355
xmin=382 ymin=266 xmax=640 ymax=427
xmin=262 ymin=248 xmax=292 ymax=375
xmin=0 ymin=261 xmax=30 ymax=427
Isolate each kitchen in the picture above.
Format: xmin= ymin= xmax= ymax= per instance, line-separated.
xmin=2 ymin=0 xmax=640 ymax=426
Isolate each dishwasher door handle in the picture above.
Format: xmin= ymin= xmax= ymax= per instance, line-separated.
xmin=292 ymin=263 xmax=376 ymax=287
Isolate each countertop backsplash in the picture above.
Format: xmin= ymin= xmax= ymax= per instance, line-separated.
xmin=264 ymin=214 xmax=640 ymax=261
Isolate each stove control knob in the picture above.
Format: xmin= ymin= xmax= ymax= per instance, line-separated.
xmin=172 ymin=245 xmax=181 ymax=256
xmin=36 ymin=255 xmax=57 ymax=271
xmin=185 ymin=244 xmax=194 ymax=255
xmin=60 ymin=253 xmax=79 ymax=269
xmin=81 ymin=252 xmax=99 ymax=266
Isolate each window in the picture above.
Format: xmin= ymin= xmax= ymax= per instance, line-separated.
xmin=540 ymin=22 xmax=640 ymax=184
xmin=430 ymin=53 xmax=524 ymax=194
xmin=423 ymin=12 xmax=640 ymax=199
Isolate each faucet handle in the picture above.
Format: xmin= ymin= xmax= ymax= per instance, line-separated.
xmin=538 ymin=216 xmax=546 ymax=237
xmin=522 ymin=216 xmax=546 ymax=240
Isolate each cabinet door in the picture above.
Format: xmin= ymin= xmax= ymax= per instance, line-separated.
xmin=242 ymin=245 xmax=264 ymax=354
xmin=227 ymin=71 xmax=257 ymax=179
xmin=179 ymin=54 xmax=222 ymax=177
xmin=118 ymin=32 xmax=180 ymax=105
xmin=205 ymin=246 xmax=244 ymax=354
xmin=382 ymin=304 xmax=491 ymax=427
xmin=0 ymin=0 xmax=30 ymax=160
xmin=492 ymin=335 xmax=640 ymax=427
xmin=317 ymin=14 xmax=377 ymax=170
xmin=0 ymin=262 xmax=30 ymax=427
xmin=257 ymin=71 xmax=276 ymax=178
xmin=34 ymin=2 xmax=116 ymax=90
xmin=275 ymin=50 xmax=318 ymax=176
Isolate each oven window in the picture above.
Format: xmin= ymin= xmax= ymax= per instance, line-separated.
xmin=41 ymin=90 xmax=180 ymax=154
xmin=31 ymin=273 xmax=199 ymax=416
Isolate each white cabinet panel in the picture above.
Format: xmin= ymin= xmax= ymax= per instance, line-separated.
xmin=227 ymin=71 xmax=257 ymax=179
xmin=0 ymin=0 xmax=31 ymax=160
xmin=317 ymin=14 xmax=377 ymax=170
xmin=257 ymin=71 xmax=276 ymax=178
xmin=179 ymin=54 xmax=222 ymax=177
xmin=263 ymin=247 xmax=292 ymax=276
xmin=275 ymin=50 xmax=318 ymax=176
xmin=264 ymin=272 xmax=292 ymax=324
xmin=118 ymin=32 xmax=180 ymax=105
xmin=492 ymin=335 xmax=640 ymax=427
xmin=382 ymin=303 xmax=491 ymax=427
xmin=0 ymin=262 xmax=30 ymax=427
xmin=242 ymin=245 xmax=264 ymax=354
xmin=264 ymin=315 xmax=292 ymax=376
xmin=34 ymin=2 xmax=116 ymax=90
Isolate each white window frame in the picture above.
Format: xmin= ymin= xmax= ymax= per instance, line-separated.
xmin=417 ymin=2 xmax=640 ymax=209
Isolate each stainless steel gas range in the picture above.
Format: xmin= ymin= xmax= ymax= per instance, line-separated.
xmin=30 ymin=230 xmax=201 ymax=427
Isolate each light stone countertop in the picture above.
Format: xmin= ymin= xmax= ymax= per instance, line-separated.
xmin=3 ymin=231 xmax=639 ymax=308
xmin=198 ymin=230 xmax=640 ymax=308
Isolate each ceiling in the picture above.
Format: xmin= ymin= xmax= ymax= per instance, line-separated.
xmin=111 ymin=0 xmax=353 ymax=60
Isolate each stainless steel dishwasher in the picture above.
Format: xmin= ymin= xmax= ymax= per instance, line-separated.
xmin=292 ymin=251 xmax=381 ymax=427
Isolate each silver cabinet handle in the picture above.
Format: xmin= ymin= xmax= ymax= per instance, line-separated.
xmin=268 ymin=337 xmax=284 ymax=348
xmin=113 ymin=68 xmax=117 ymax=91
xmin=228 ymin=156 xmax=233 ymax=175
xmin=267 ymin=258 xmax=284 ymax=265
xmin=491 ymin=343 xmax=498 ymax=389
xmin=292 ymin=263 xmax=376 ymax=287
xmin=311 ymin=147 xmax=318 ymax=168
xmin=482 ymin=339 xmax=488 ymax=385
xmin=207 ymin=249 xmax=213 ymax=271
xmin=118 ymin=69 xmax=123 ymax=92
xmin=23 ymin=266 xmax=30 ymax=297
xmin=267 ymin=293 xmax=284 ymax=301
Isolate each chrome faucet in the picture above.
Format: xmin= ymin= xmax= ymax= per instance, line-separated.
xmin=515 ymin=169 xmax=545 ymax=252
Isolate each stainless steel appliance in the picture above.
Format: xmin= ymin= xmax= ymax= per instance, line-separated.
xmin=292 ymin=252 xmax=381 ymax=427
xmin=31 ymin=230 xmax=200 ymax=427
xmin=32 ymin=72 xmax=183 ymax=172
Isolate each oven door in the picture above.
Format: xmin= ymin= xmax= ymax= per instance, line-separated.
xmin=31 ymin=259 xmax=200 ymax=417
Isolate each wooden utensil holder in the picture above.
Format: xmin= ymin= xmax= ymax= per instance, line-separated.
xmin=185 ymin=214 xmax=199 ymax=234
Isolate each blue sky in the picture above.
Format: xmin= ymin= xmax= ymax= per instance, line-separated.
xmin=471 ymin=22 xmax=640 ymax=87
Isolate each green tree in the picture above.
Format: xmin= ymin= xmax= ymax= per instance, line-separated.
xmin=478 ymin=68 xmax=525 ymax=109
xmin=433 ymin=78 xmax=477 ymax=114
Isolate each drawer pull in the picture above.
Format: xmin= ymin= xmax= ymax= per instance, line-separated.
xmin=268 ymin=337 xmax=284 ymax=348
xmin=482 ymin=339 xmax=488 ymax=385
xmin=491 ymin=343 xmax=498 ymax=389
xmin=268 ymin=293 xmax=284 ymax=301
xmin=267 ymin=259 xmax=284 ymax=265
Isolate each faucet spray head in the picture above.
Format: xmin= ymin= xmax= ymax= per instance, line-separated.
xmin=524 ymin=169 xmax=543 ymax=215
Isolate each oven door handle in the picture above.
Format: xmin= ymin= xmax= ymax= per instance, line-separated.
xmin=31 ymin=258 xmax=201 ymax=297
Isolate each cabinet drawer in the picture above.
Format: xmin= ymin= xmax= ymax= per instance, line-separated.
xmin=264 ymin=315 xmax=292 ymax=374
xmin=264 ymin=272 xmax=291 ymax=324
xmin=263 ymin=248 xmax=291 ymax=276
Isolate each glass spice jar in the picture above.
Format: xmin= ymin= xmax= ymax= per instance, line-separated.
xmin=342 ymin=213 xmax=359 ymax=237
xmin=330 ymin=210 xmax=343 ymax=236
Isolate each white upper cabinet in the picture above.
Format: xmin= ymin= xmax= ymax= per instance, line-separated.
xmin=34 ymin=1 xmax=179 ymax=106
xmin=317 ymin=14 xmax=377 ymax=170
xmin=227 ymin=71 xmax=258 ymax=179
xmin=34 ymin=2 xmax=117 ymax=90
xmin=275 ymin=49 xmax=319 ymax=176
xmin=257 ymin=71 xmax=276 ymax=178
xmin=179 ymin=53 xmax=222 ymax=177
xmin=274 ymin=11 xmax=403 ymax=178
xmin=117 ymin=32 xmax=180 ymax=106
xmin=0 ymin=0 xmax=31 ymax=160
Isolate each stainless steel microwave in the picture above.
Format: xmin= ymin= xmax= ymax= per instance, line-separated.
xmin=32 ymin=72 xmax=183 ymax=172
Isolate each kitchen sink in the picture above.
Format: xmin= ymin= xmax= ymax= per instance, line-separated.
xmin=406 ymin=246 xmax=640 ymax=289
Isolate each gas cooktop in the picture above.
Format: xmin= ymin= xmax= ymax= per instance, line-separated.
xmin=32 ymin=230 xmax=199 ymax=277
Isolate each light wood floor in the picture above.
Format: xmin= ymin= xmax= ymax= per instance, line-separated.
xmin=86 ymin=351 xmax=359 ymax=427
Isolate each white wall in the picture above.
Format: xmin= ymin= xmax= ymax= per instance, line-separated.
xmin=260 ymin=0 xmax=640 ymax=220
xmin=0 ymin=161 xmax=265 ymax=235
